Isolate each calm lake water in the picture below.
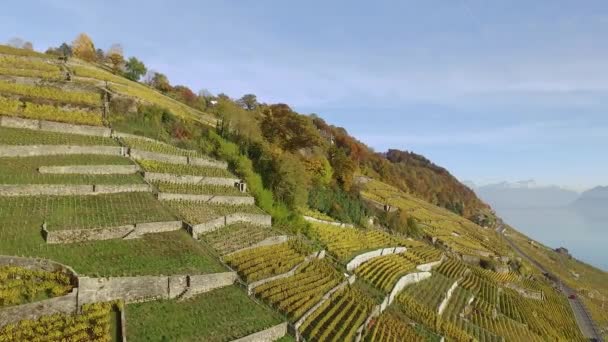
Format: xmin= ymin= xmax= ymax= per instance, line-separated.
xmin=497 ymin=207 xmax=607 ymax=271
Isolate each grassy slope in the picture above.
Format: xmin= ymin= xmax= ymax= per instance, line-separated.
xmin=126 ymin=285 xmax=283 ymax=342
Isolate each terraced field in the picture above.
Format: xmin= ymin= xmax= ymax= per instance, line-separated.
xmin=224 ymin=241 xmax=311 ymax=282
xmin=202 ymin=223 xmax=279 ymax=255
xmin=355 ymin=253 xmax=418 ymax=292
xmin=0 ymin=265 xmax=73 ymax=307
xmin=254 ymin=260 xmax=343 ymax=320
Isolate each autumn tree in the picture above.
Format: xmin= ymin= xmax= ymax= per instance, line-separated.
xmin=261 ymin=104 xmax=323 ymax=152
xmin=72 ymin=33 xmax=96 ymax=62
xmin=22 ymin=41 xmax=33 ymax=50
xmin=106 ymin=43 xmax=125 ymax=72
xmin=7 ymin=37 xmax=33 ymax=50
xmin=46 ymin=42 xmax=72 ymax=57
xmin=124 ymin=57 xmax=147 ymax=81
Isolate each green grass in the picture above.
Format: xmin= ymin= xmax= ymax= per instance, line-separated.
xmin=138 ymin=159 xmax=234 ymax=178
xmin=152 ymin=181 xmax=245 ymax=196
xmin=0 ymin=155 xmax=142 ymax=185
xmin=165 ymin=201 xmax=265 ymax=225
xmin=202 ymin=223 xmax=278 ymax=255
xmin=0 ymin=204 xmax=225 ymax=276
xmin=275 ymin=335 xmax=296 ymax=342
xmin=126 ymin=285 xmax=283 ymax=342
xmin=0 ymin=193 xmax=174 ymax=231
xmin=0 ymin=126 xmax=117 ymax=146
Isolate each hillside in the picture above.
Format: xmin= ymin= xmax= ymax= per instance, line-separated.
xmin=0 ymin=41 xmax=605 ymax=342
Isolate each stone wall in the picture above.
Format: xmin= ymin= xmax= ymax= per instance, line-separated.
xmin=387 ymin=272 xmax=432 ymax=306
xmin=231 ymin=322 xmax=288 ymax=342
xmin=437 ymin=280 xmax=459 ymax=315
xmin=0 ymin=255 xmax=78 ymax=280
xmin=45 ymin=220 xmax=183 ymax=244
xmin=0 ymin=289 xmax=78 ymax=327
xmin=0 ymin=116 xmax=111 ymax=137
xmin=192 ymin=213 xmax=272 ymax=238
xmin=144 ymin=172 xmax=240 ymax=187
xmin=38 ymin=164 xmax=140 ymax=175
xmin=182 ymin=272 xmax=238 ymax=299
xmin=0 ymin=184 xmax=151 ymax=197
xmin=302 ymin=216 xmax=354 ymax=228
xmin=346 ymin=246 xmax=407 ymax=271
xmin=0 ymin=145 xmax=124 ymax=157
xmin=416 ymin=256 xmax=444 ymax=272
xmin=77 ymin=272 xmax=237 ymax=305
xmin=157 ymin=192 xmax=255 ymax=205
xmin=129 ymin=149 xmax=228 ymax=169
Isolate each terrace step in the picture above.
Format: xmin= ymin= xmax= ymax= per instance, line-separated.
xmin=190 ymin=213 xmax=272 ymax=238
xmin=44 ymin=220 xmax=183 ymax=244
xmin=129 ymin=148 xmax=227 ymax=169
xmin=38 ymin=164 xmax=140 ymax=175
xmin=0 ymin=144 xmax=125 ymax=157
xmin=230 ymin=322 xmax=288 ymax=342
xmin=144 ymin=172 xmax=240 ymax=187
xmin=157 ymin=192 xmax=255 ymax=205
xmin=0 ymin=115 xmax=111 ymax=137
xmin=0 ymin=184 xmax=151 ymax=197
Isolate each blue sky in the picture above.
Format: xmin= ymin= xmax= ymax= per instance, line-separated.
xmin=3 ymin=0 xmax=608 ymax=190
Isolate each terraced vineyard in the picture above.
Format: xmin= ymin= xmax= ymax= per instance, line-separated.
xmin=0 ymin=266 xmax=73 ymax=307
xmin=355 ymin=253 xmax=418 ymax=292
xmin=363 ymin=311 xmax=430 ymax=342
xmin=202 ymin=223 xmax=279 ymax=255
xmin=254 ymin=260 xmax=343 ymax=320
xmin=224 ymin=241 xmax=311 ymax=282
xmin=165 ymin=201 xmax=264 ymax=224
xmin=308 ymin=222 xmax=410 ymax=262
xmin=298 ymin=285 xmax=375 ymax=342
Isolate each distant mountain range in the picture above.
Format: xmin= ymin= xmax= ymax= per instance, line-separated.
xmin=467 ymin=180 xmax=579 ymax=209
xmin=468 ymin=181 xmax=608 ymax=219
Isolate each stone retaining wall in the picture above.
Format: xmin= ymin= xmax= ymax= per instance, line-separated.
xmin=0 ymin=255 xmax=78 ymax=280
xmin=0 ymin=289 xmax=78 ymax=327
xmin=346 ymin=246 xmax=407 ymax=271
xmin=0 ymin=184 xmax=151 ymax=197
xmin=438 ymin=280 xmax=459 ymax=315
xmin=77 ymin=272 xmax=237 ymax=305
xmin=38 ymin=164 xmax=140 ymax=175
xmin=192 ymin=213 xmax=272 ymax=238
xmin=144 ymin=172 xmax=239 ymax=187
xmin=157 ymin=192 xmax=255 ymax=205
xmin=45 ymin=220 xmax=183 ymax=244
xmin=231 ymin=322 xmax=288 ymax=342
xmin=0 ymin=145 xmax=124 ymax=157
xmin=302 ymin=215 xmax=354 ymax=228
xmin=0 ymin=116 xmax=111 ymax=137
xmin=387 ymin=271 xmax=432 ymax=306
xmin=247 ymin=251 xmax=323 ymax=294
xmin=130 ymin=149 xmax=228 ymax=169
xmin=416 ymin=255 xmax=444 ymax=272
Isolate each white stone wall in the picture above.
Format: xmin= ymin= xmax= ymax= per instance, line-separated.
xmin=302 ymin=215 xmax=354 ymax=228
xmin=46 ymin=221 xmax=183 ymax=244
xmin=144 ymin=172 xmax=240 ymax=186
xmin=38 ymin=164 xmax=140 ymax=175
xmin=0 ymin=145 xmax=123 ymax=157
xmin=0 ymin=184 xmax=152 ymax=197
xmin=346 ymin=246 xmax=407 ymax=271
xmin=0 ymin=116 xmax=111 ymax=137
xmin=387 ymin=271 xmax=432 ymax=306
xmin=438 ymin=280 xmax=459 ymax=315
xmin=130 ymin=149 xmax=188 ymax=165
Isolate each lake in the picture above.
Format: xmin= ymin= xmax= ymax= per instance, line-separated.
xmin=497 ymin=206 xmax=607 ymax=271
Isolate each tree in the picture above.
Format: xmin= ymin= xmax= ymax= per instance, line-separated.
xmin=238 ymin=94 xmax=258 ymax=110
xmin=22 ymin=42 xmax=33 ymax=50
xmin=124 ymin=57 xmax=147 ymax=81
xmin=150 ymin=72 xmax=171 ymax=92
xmin=106 ymin=44 xmax=125 ymax=72
xmin=95 ymin=48 xmax=105 ymax=62
xmin=72 ymin=33 xmax=96 ymax=62
xmin=58 ymin=43 xmax=72 ymax=57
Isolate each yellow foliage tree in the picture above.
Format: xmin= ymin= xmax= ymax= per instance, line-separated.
xmin=72 ymin=33 xmax=96 ymax=62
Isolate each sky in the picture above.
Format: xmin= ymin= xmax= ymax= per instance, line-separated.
xmin=2 ymin=0 xmax=608 ymax=191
